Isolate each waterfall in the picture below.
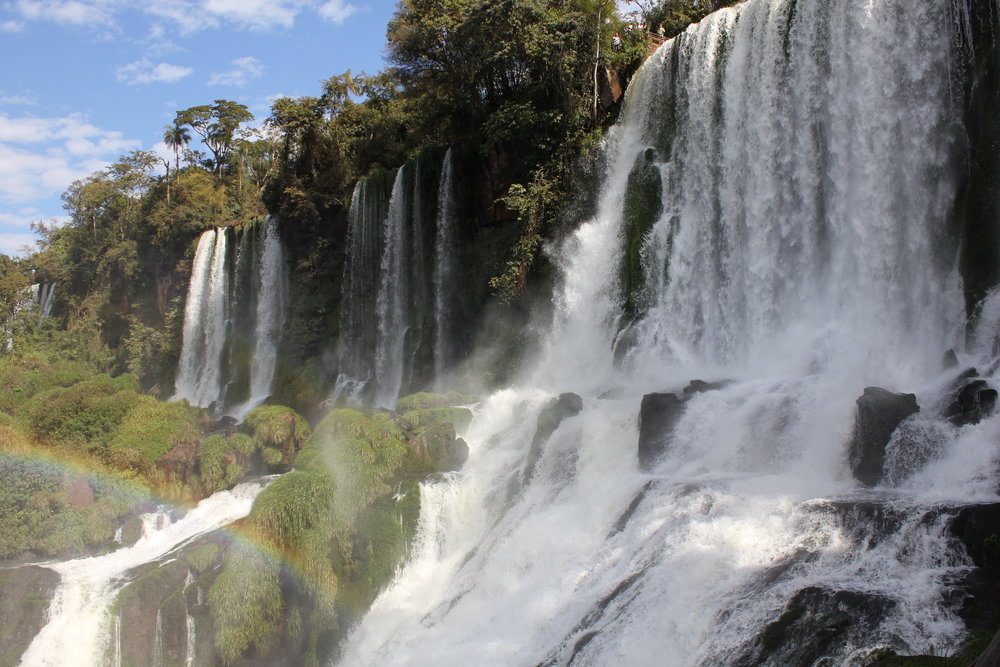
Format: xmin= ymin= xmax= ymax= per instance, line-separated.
xmin=174 ymin=228 xmax=228 ymax=408
xmin=38 ymin=283 xmax=55 ymax=322
xmin=337 ymin=151 xmax=462 ymax=406
xmin=19 ymin=479 xmax=270 ymax=667
xmin=336 ymin=177 xmax=388 ymax=404
xmin=341 ymin=1 xmax=991 ymax=665
xmin=374 ymin=167 xmax=411 ymax=408
xmin=433 ymin=149 xmax=458 ymax=386
xmin=229 ymin=218 xmax=289 ymax=418
xmin=173 ymin=219 xmax=288 ymax=416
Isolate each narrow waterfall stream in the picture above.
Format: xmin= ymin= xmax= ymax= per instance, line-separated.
xmin=19 ymin=479 xmax=269 ymax=667
xmin=339 ymin=0 xmax=992 ymax=665
xmin=173 ymin=218 xmax=288 ymax=417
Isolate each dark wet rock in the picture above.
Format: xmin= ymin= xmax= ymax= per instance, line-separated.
xmin=683 ymin=379 xmax=730 ymax=397
xmin=944 ymin=375 xmax=998 ymax=427
xmin=950 ymin=504 xmax=1000 ymax=573
xmin=849 ymin=387 xmax=919 ymax=486
xmin=972 ymin=627 xmax=1000 ymax=667
xmin=116 ymin=533 xmax=230 ymax=667
xmin=524 ymin=393 xmax=583 ymax=484
xmin=943 ymin=349 xmax=960 ymax=370
xmin=638 ymin=392 xmax=686 ymax=470
xmin=608 ymin=481 xmax=654 ymax=537
xmin=734 ymin=587 xmax=896 ymax=666
xmin=0 ymin=565 xmax=60 ymax=667
xmin=212 ymin=415 xmax=239 ymax=434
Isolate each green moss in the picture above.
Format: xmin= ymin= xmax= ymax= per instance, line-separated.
xmin=108 ymin=397 xmax=200 ymax=473
xmin=242 ymin=405 xmax=311 ymax=465
xmin=401 ymin=407 xmax=473 ymax=434
xmin=208 ymin=545 xmax=283 ymax=664
xmin=396 ymin=391 xmax=477 ymax=413
xmin=621 ymin=149 xmax=664 ymax=317
xmin=183 ymin=542 xmax=221 ymax=573
xmin=337 ymin=479 xmax=421 ymax=615
xmin=25 ymin=375 xmax=141 ymax=454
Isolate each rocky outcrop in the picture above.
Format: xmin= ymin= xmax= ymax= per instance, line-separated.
xmin=638 ymin=381 xmax=730 ymax=470
xmin=849 ymin=387 xmax=919 ymax=486
xmin=524 ymin=393 xmax=583 ymax=483
xmin=943 ymin=369 xmax=998 ymax=427
xmin=638 ymin=392 xmax=685 ymax=470
xmin=0 ymin=565 xmax=60 ymax=667
xmin=736 ymin=587 xmax=895 ymax=666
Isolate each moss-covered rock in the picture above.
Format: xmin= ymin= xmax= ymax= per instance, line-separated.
xmin=204 ymin=401 xmax=472 ymax=665
xmin=395 ymin=391 xmax=477 ymax=413
xmin=0 ymin=565 xmax=60 ymax=667
xmin=242 ymin=406 xmax=311 ymax=466
xmin=24 ymin=374 xmax=141 ymax=455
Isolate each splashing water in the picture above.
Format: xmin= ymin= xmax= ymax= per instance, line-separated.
xmin=341 ymin=1 xmax=994 ymax=664
xmin=20 ymin=480 xmax=269 ymax=667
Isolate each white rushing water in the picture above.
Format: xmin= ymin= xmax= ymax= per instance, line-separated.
xmin=341 ymin=0 xmax=993 ymax=664
xmin=229 ymin=217 xmax=289 ymax=419
xmin=19 ymin=479 xmax=268 ymax=667
xmin=434 ymin=148 xmax=458 ymax=387
xmin=174 ymin=228 xmax=228 ymax=408
xmin=174 ymin=220 xmax=288 ymax=415
xmin=375 ymin=167 xmax=411 ymax=409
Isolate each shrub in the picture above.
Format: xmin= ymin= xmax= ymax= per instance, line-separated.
xmin=108 ymin=397 xmax=200 ymax=474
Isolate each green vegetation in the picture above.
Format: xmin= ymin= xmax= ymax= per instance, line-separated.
xmin=207 ymin=396 xmax=471 ymax=664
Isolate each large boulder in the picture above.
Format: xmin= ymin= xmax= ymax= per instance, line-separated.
xmin=943 ymin=370 xmax=998 ymax=427
xmin=735 ymin=587 xmax=895 ymax=666
xmin=0 ymin=565 xmax=60 ymax=667
xmin=638 ymin=392 xmax=686 ymax=470
xmin=849 ymin=387 xmax=919 ymax=486
xmin=524 ymin=393 xmax=584 ymax=483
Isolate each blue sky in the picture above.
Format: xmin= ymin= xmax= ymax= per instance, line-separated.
xmin=0 ymin=0 xmax=400 ymax=256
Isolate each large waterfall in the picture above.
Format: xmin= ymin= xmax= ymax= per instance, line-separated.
xmin=173 ymin=217 xmax=288 ymax=417
xmin=340 ymin=0 xmax=995 ymax=664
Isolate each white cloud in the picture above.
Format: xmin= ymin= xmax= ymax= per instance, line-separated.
xmin=11 ymin=0 xmax=116 ymax=27
xmin=6 ymin=0 xmax=359 ymax=35
xmin=208 ymin=56 xmax=264 ymax=87
xmin=0 ymin=232 xmax=42 ymax=256
xmin=318 ymin=0 xmax=355 ymax=24
xmin=202 ymin=0 xmax=300 ymax=30
xmin=0 ymin=113 xmax=139 ymax=204
xmin=115 ymin=58 xmax=193 ymax=85
xmin=0 ymin=91 xmax=36 ymax=106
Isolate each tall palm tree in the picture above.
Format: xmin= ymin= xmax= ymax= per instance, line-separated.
xmin=163 ymin=122 xmax=191 ymax=174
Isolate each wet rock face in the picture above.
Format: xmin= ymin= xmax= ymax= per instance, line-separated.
xmin=524 ymin=393 xmax=584 ymax=484
xmin=849 ymin=387 xmax=919 ymax=487
xmin=637 ymin=392 xmax=686 ymax=471
xmin=734 ymin=586 xmax=896 ymax=666
xmin=950 ymin=503 xmax=1000 ymax=573
xmin=0 ymin=565 xmax=60 ymax=666
xmin=944 ymin=371 xmax=998 ymax=427
xmin=637 ymin=381 xmax=730 ymax=471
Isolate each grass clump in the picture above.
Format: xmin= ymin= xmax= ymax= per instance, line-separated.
xmin=395 ymin=391 xmax=477 ymax=413
xmin=108 ymin=397 xmax=201 ymax=474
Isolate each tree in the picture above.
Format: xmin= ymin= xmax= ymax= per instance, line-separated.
xmin=163 ymin=123 xmax=191 ymax=174
xmin=174 ymin=100 xmax=253 ymax=176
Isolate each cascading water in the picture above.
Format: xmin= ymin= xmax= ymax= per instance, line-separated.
xmin=174 ymin=228 xmax=229 ymax=408
xmin=341 ymin=1 xmax=996 ymax=665
xmin=433 ymin=148 xmax=458 ymax=387
xmin=173 ymin=219 xmax=288 ymax=416
xmin=336 ymin=150 xmax=472 ymax=407
xmin=19 ymin=479 xmax=269 ymax=667
xmin=374 ymin=167 xmax=411 ymax=408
